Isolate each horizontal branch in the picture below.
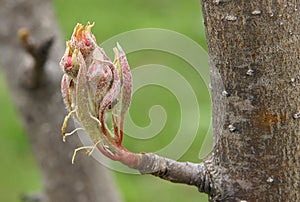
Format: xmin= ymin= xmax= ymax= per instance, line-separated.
xmin=119 ymin=151 xmax=212 ymax=194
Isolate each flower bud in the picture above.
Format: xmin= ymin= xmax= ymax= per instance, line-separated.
xmin=87 ymin=48 xmax=113 ymax=110
xmin=60 ymin=22 xmax=133 ymax=162
xmin=70 ymin=22 xmax=97 ymax=58
xmin=60 ymin=41 xmax=80 ymax=78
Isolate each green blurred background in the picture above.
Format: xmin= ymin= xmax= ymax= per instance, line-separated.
xmin=0 ymin=0 xmax=211 ymax=201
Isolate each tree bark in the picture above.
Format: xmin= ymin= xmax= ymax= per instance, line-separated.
xmin=201 ymin=0 xmax=300 ymax=201
xmin=0 ymin=0 xmax=121 ymax=201
xmin=109 ymin=2 xmax=299 ymax=201
xmin=1 ymin=0 xmax=298 ymax=201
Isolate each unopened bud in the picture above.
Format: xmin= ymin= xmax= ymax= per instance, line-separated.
xmin=60 ymin=22 xmax=133 ymax=163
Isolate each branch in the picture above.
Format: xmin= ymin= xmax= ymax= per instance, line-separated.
xmin=59 ymin=22 xmax=213 ymax=195
xmin=120 ymin=151 xmax=212 ymax=192
xmin=18 ymin=28 xmax=54 ymax=88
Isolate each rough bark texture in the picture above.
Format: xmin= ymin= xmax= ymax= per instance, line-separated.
xmin=1 ymin=0 xmax=299 ymax=201
xmin=0 ymin=0 xmax=121 ymax=201
xmin=201 ymin=0 xmax=300 ymax=201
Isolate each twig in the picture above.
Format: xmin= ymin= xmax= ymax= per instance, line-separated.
xmin=119 ymin=151 xmax=213 ymax=194
xmin=18 ymin=28 xmax=54 ymax=88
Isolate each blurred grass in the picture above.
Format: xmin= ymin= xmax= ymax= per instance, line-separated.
xmin=0 ymin=0 xmax=210 ymax=201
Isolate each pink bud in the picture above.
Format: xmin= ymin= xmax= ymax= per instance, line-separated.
xmin=87 ymin=48 xmax=113 ymax=109
xmin=59 ymin=42 xmax=80 ymax=78
xmin=60 ymin=22 xmax=133 ymax=162
xmin=69 ymin=22 xmax=97 ymax=58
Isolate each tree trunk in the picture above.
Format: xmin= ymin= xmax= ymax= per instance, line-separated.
xmin=1 ymin=0 xmax=298 ymax=201
xmin=201 ymin=0 xmax=300 ymax=201
xmin=0 ymin=0 xmax=121 ymax=201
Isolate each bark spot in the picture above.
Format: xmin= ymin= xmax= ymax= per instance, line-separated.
xmin=251 ymin=10 xmax=261 ymax=15
xmin=213 ymin=0 xmax=228 ymax=5
xmin=222 ymin=90 xmax=230 ymax=97
xmin=290 ymin=78 xmax=296 ymax=86
xmin=266 ymin=176 xmax=274 ymax=183
xmin=293 ymin=112 xmax=300 ymax=119
xmin=246 ymin=69 xmax=254 ymax=76
xmin=228 ymin=124 xmax=237 ymax=132
xmin=225 ymin=15 xmax=237 ymax=21
xmin=254 ymin=110 xmax=278 ymax=131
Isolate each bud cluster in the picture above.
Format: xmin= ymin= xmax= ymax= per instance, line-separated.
xmin=59 ymin=22 xmax=132 ymax=163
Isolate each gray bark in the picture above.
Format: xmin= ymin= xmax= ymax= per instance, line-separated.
xmin=1 ymin=0 xmax=299 ymax=201
xmin=201 ymin=0 xmax=300 ymax=201
xmin=120 ymin=2 xmax=299 ymax=201
xmin=0 ymin=0 xmax=121 ymax=201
